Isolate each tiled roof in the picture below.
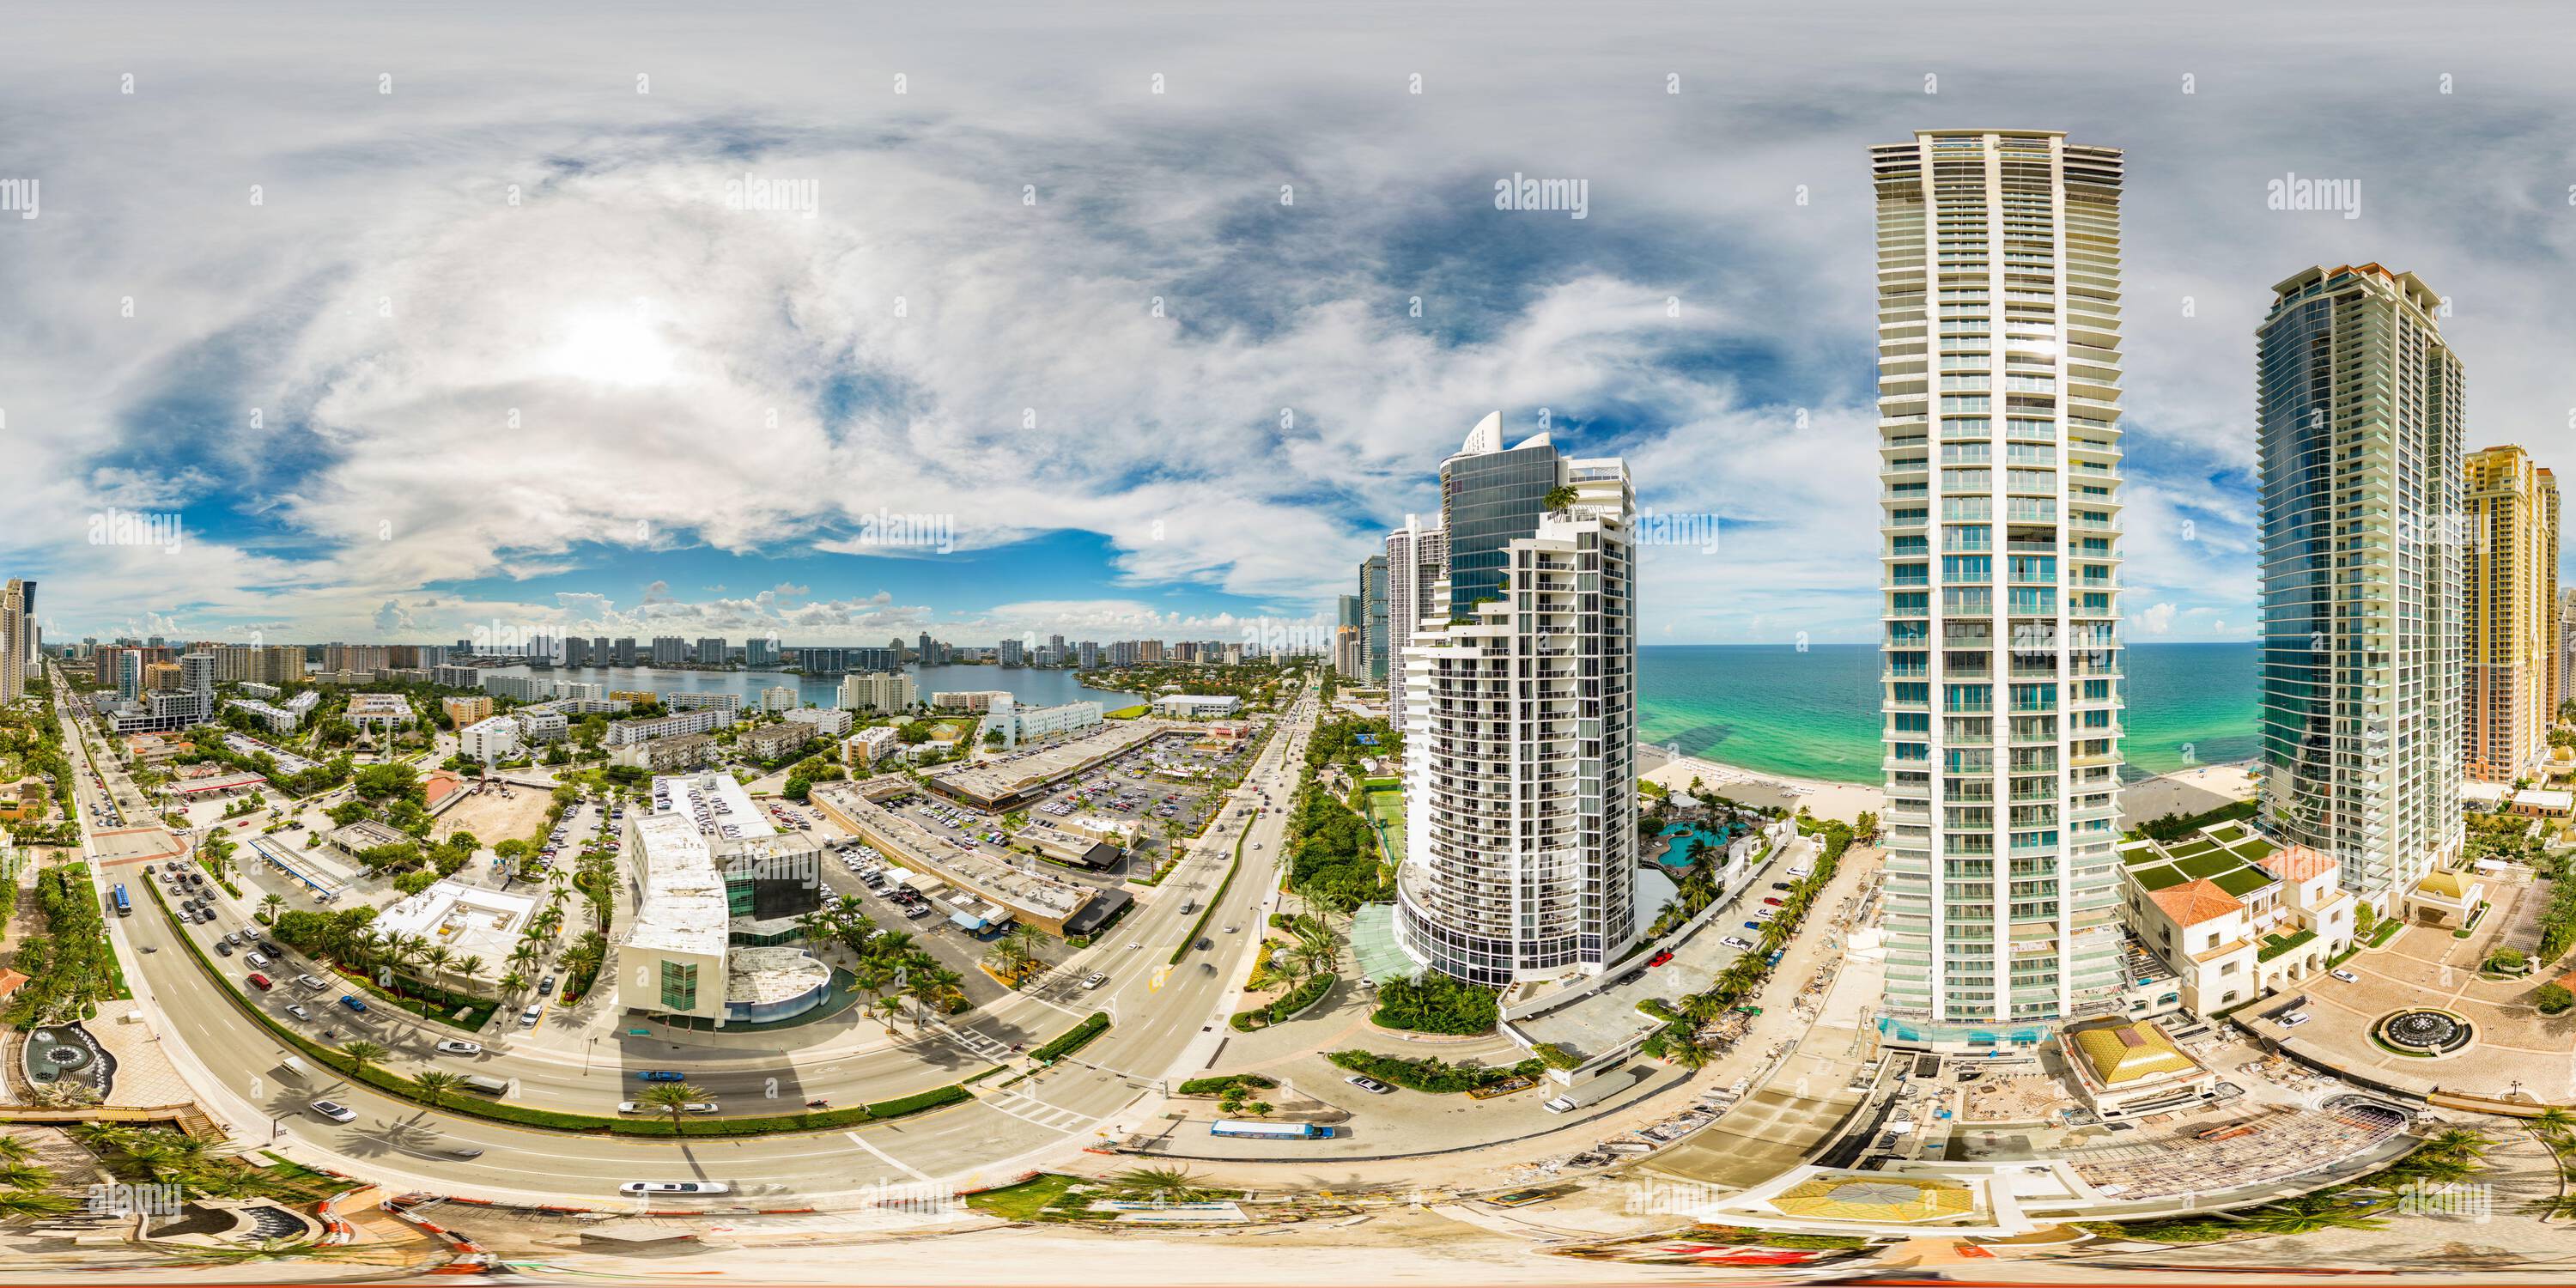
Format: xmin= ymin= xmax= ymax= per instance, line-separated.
xmin=2261 ymin=843 xmax=2336 ymax=883
xmin=2148 ymin=878 xmax=2244 ymax=927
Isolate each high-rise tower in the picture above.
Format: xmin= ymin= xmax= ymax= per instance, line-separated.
xmin=2257 ymin=264 xmax=2465 ymax=905
xmin=2462 ymin=444 xmax=2559 ymax=782
xmin=1395 ymin=415 xmax=1637 ymax=985
xmin=1873 ymin=131 xmax=2129 ymax=1045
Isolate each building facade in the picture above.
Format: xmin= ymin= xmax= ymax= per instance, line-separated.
xmin=2257 ymin=264 xmax=2465 ymax=907
xmin=1394 ymin=418 xmax=1637 ymax=985
xmin=1384 ymin=514 xmax=1448 ymax=735
xmin=1873 ymin=130 xmax=2129 ymax=1046
xmin=2462 ymin=444 xmax=2560 ymax=782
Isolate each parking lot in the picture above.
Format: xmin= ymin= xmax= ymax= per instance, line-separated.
xmin=1029 ymin=731 xmax=1256 ymax=872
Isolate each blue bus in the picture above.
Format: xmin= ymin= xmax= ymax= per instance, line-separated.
xmin=1210 ymin=1120 xmax=1328 ymax=1140
xmin=111 ymin=885 xmax=131 ymax=917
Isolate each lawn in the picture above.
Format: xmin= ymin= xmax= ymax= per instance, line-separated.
xmin=965 ymin=1173 xmax=1088 ymax=1221
xmin=2129 ymin=863 xmax=2190 ymax=892
xmin=1362 ymin=786 xmax=1404 ymax=862
xmin=2175 ymin=852 xmax=2239 ymax=878
xmin=2213 ymin=867 xmax=2277 ymax=898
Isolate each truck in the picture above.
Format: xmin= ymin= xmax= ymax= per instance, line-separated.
xmin=1543 ymin=1065 xmax=1640 ymax=1114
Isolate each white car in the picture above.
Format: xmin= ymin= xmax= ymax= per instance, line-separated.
xmin=2329 ymin=968 xmax=2360 ymax=984
xmin=1081 ymin=971 xmax=1108 ymax=989
xmin=436 ymin=1040 xmax=483 ymax=1056
xmin=309 ymin=1099 xmax=357 ymax=1123
xmin=2279 ymin=1012 xmax=2312 ymax=1028
xmin=617 ymin=1101 xmax=720 ymax=1115
xmin=1721 ymin=935 xmax=1754 ymax=951
xmin=621 ymin=1180 xmax=730 ymax=1195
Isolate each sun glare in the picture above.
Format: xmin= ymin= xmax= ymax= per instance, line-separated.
xmin=546 ymin=310 xmax=678 ymax=386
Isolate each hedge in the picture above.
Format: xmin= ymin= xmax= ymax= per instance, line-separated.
xmin=1327 ymin=1049 xmax=1540 ymax=1095
xmin=1177 ymin=1073 xmax=1278 ymax=1097
xmin=144 ymin=879 xmax=963 ymax=1136
xmin=1168 ymin=817 xmax=1249 ymax=966
xmin=1031 ymin=1012 xmax=1112 ymax=1063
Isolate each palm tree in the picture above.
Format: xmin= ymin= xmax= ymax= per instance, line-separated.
xmin=412 ymin=1071 xmax=467 ymax=1109
xmin=0 ymin=1135 xmax=36 ymax=1167
xmin=424 ymin=945 xmax=453 ymax=987
xmin=636 ymin=1082 xmax=708 ymax=1133
xmin=0 ymin=1162 xmax=55 ymax=1191
xmin=340 ymin=1040 xmax=389 ymax=1075
xmin=259 ymin=892 xmax=285 ymax=922
xmin=498 ymin=969 xmax=529 ymax=993
xmin=1665 ymin=1036 xmax=1717 ymax=1072
xmin=454 ymin=954 xmax=486 ymax=986
xmin=2229 ymin=1196 xmax=2387 ymax=1236
xmin=0 ymin=1188 xmax=76 ymax=1218
xmin=1113 ymin=1166 xmax=1218 ymax=1203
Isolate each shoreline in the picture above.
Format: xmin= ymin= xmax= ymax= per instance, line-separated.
xmin=1638 ymin=744 xmax=2263 ymax=829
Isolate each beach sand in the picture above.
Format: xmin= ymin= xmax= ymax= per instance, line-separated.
xmin=1638 ymin=746 xmax=1885 ymax=824
xmin=1640 ymin=749 xmax=2261 ymax=832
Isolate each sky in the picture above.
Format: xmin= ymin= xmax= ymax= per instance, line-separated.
xmin=6 ymin=1 xmax=2576 ymax=650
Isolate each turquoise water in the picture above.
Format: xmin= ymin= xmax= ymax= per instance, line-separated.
xmin=1638 ymin=643 xmax=2258 ymax=787
xmin=1652 ymin=821 xmax=1737 ymax=870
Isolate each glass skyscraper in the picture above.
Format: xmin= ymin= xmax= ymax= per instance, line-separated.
xmin=2256 ymin=264 xmax=2464 ymax=903
xmin=1874 ymin=131 xmax=2128 ymax=1047
xmin=1440 ymin=413 xmax=1559 ymax=617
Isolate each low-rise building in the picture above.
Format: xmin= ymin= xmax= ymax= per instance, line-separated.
xmin=459 ymin=714 xmax=520 ymax=764
xmin=2059 ymin=1018 xmax=2221 ymax=1120
xmin=1151 ymin=694 xmax=1242 ymax=720
xmin=346 ymin=693 xmax=412 ymax=729
xmin=737 ymin=721 xmax=811 ymax=762
xmin=977 ymin=696 xmax=1103 ymax=750
xmin=846 ymin=725 xmax=902 ymax=769
xmin=930 ymin=690 xmax=1010 ymax=713
xmin=228 ymin=696 xmax=304 ymax=734
xmin=440 ymin=695 xmax=494 ymax=727
xmin=606 ymin=707 xmax=735 ymax=746
xmin=325 ymin=818 xmax=412 ymax=861
xmin=667 ymin=691 xmax=742 ymax=713
xmin=2117 ymin=824 xmax=2358 ymax=1016
xmin=511 ymin=708 xmax=569 ymax=744
xmin=479 ymin=672 xmax=553 ymax=703
xmin=612 ymin=731 xmax=721 ymax=772
xmin=784 ymin=707 xmax=852 ymax=738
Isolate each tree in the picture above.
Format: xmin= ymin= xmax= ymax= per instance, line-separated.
xmin=2541 ymin=983 xmax=2575 ymax=1015
xmin=637 ymin=1082 xmax=708 ymax=1132
xmin=2228 ymin=1196 xmax=2386 ymax=1236
xmin=412 ymin=1071 xmax=466 ymax=1109
xmin=259 ymin=893 xmax=285 ymax=922
xmin=340 ymin=1040 xmax=388 ymax=1075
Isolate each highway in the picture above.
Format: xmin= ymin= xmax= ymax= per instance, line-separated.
xmin=50 ymin=663 xmax=1323 ymax=1206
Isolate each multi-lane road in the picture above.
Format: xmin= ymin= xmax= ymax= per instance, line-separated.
xmin=50 ymin=664 xmax=1324 ymax=1206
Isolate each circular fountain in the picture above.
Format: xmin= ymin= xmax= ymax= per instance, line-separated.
xmin=2374 ymin=1007 xmax=2473 ymax=1057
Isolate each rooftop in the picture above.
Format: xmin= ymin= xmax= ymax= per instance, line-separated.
xmin=2146 ymin=878 xmax=2244 ymax=929
xmin=2069 ymin=1019 xmax=2200 ymax=1087
xmin=622 ymin=813 xmax=731 ymax=959
xmin=927 ymin=719 xmax=1177 ymax=805
xmin=651 ymin=771 xmax=776 ymax=841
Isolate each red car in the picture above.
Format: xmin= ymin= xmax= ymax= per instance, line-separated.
xmin=1646 ymin=950 xmax=1674 ymax=969
xmin=246 ymin=973 xmax=273 ymax=991
xmin=1762 ymin=897 xmax=1784 ymax=906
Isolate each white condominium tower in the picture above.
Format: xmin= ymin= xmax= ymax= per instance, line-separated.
xmin=1396 ymin=414 xmax=1638 ymax=985
xmin=2257 ymin=264 xmax=2464 ymax=904
xmin=1382 ymin=513 xmax=1447 ymax=734
xmin=0 ymin=580 xmax=24 ymax=703
xmin=1872 ymin=131 xmax=2129 ymax=1046
xmin=2461 ymin=445 xmax=2559 ymax=782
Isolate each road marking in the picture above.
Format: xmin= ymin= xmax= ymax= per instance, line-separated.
xmin=843 ymin=1130 xmax=931 ymax=1181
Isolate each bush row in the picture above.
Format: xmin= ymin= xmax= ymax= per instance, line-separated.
xmin=1030 ymin=1012 xmax=1112 ymax=1063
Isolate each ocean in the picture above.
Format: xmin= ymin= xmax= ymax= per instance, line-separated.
xmin=1637 ymin=643 xmax=2257 ymax=787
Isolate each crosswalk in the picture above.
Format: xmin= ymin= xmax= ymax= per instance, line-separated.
xmin=939 ymin=1024 xmax=1015 ymax=1062
xmin=979 ymin=1089 xmax=1094 ymax=1133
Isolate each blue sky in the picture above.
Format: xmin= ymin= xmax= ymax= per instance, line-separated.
xmin=7 ymin=1 xmax=2576 ymax=649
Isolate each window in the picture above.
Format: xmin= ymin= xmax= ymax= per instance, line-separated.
xmin=659 ymin=960 xmax=700 ymax=1012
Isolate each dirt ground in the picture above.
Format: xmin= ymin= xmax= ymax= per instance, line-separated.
xmin=432 ymin=787 xmax=551 ymax=847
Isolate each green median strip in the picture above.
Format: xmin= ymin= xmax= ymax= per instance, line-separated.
xmin=142 ymin=879 xmax=965 ymax=1136
xmin=1030 ymin=1012 xmax=1111 ymax=1063
xmin=1169 ymin=818 xmax=1249 ymax=967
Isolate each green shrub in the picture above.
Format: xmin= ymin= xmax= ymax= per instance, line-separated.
xmin=865 ymin=1085 xmax=971 ymax=1119
xmin=1031 ymin=1012 xmax=1111 ymax=1062
xmin=1370 ymin=971 xmax=1499 ymax=1034
xmin=1327 ymin=1050 xmax=1539 ymax=1095
xmin=2538 ymin=983 xmax=2574 ymax=1015
xmin=1177 ymin=1073 xmax=1278 ymax=1096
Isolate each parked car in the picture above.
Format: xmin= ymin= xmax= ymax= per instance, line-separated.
xmin=1646 ymin=951 xmax=1674 ymax=969
xmin=1742 ymin=921 xmax=1762 ymax=931
xmin=1770 ymin=881 xmax=1792 ymax=892
xmin=339 ymin=994 xmax=368 ymax=1012
xmin=1345 ymin=1075 xmax=1395 ymax=1095
xmin=2329 ymin=968 xmax=2360 ymax=984
xmin=215 ymin=941 xmax=234 ymax=957
xmin=246 ymin=973 xmax=273 ymax=991
xmin=519 ymin=1004 xmax=542 ymax=1028
xmin=286 ymin=1004 xmax=311 ymax=1022
xmin=297 ymin=974 xmax=325 ymax=990
xmin=619 ymin=1181 xmax=729 ymax=1195
xmin=1761 ymin=897 xmax=1784 ymax=907
xmin=1721 ymin=936 xmax=1754 ymax=950
xmin=2280 ymin=1012 xmax=2312 ymax=1028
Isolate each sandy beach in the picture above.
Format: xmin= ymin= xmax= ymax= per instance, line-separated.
xmin=1638 ymin=745 xmax=1886 ymax=824
xmin=1641 ymin=748 xmax=2262 ymax=832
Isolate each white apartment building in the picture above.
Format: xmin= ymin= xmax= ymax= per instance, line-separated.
xmin=931 ymin=689 xmax=1010 ymax=713
xmin=666 ymin=691 xmax=742 ymax=713
xmin=1394 ymin=416 xmax=1638 ymax=985
xmin=979 ymin=696 xmax=1103 ymax=750
xmin=605 ymin=706 xmax=734 ymax=746
xmin=846 ymin=725 xmax=902 ymax=768
xmin=1384 ymin=513 xmax=1447 ymax=735
xmin=784 ymin=706 xmax=853 ymax=738
xmin=1873 ymin=131 xmax=2129 ymax=1047
xmin=762 ymin=684 xmax=799 ymax=713
xmin=480 ymin=672 xmax=553 ymax=703
xmin=511 ymin=708 xmax=569 ymax=744
xmin=459 ymin=714 xmax=521 ymax=764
